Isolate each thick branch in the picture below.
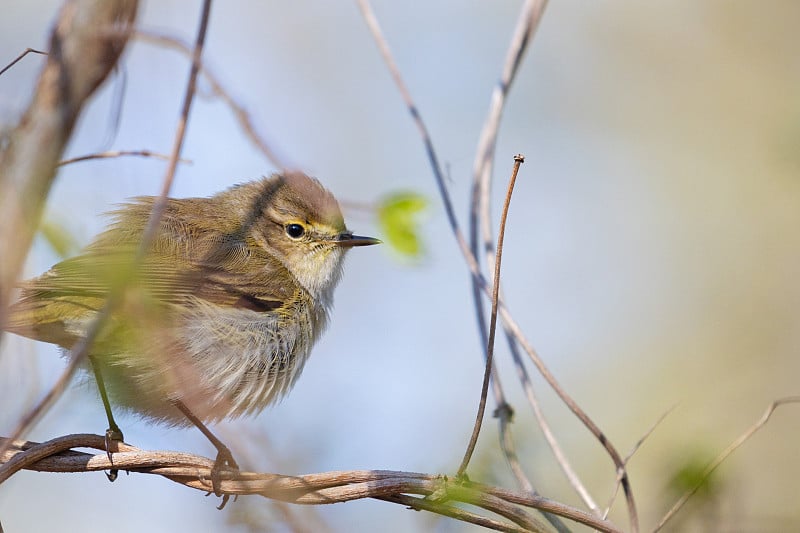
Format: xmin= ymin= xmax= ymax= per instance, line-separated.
xmin=0 ymin=0 xmax=138 ymax=330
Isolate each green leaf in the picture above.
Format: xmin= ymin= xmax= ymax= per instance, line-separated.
xmin=377 ymin=192 xmax=427 ymax=258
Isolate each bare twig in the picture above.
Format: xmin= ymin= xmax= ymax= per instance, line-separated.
xmin=498 ymin=306 xmax=639 ymax=529
xmin=0 ymin=48 xmax=47 ymax=77
xmin=506 ymin=338 xmax=598 ymax=514
xmin=0 ymin=0 xmax=138 ymax=332
xmin=603 ymin=404 xmax=677 ymax=519
xmin=355 ymin=2 xmax=602 ymax=529
xmin=458 ymin=155 xmax=524 ymax=477
xmin=355 ymin=0 xmax=482 ymax=280
xmin=58 ymin=149 xmax=192 ymax=166
xmin=132 ymin=30 xmax=289 ymax=169
xmin=654 ymin=396 xmax=800 ymax=532
xmin=0 ymin=434 xmax=622 ymax=532
xmin=377 ymin=494 xmax=529 ymax=533
xmin=463 ymin=0 xmax=550 ymax=508
xmin=140 ymin=0 xmax=211 ymax=253
xmin=461 ymin=0 xmax=594 ymax=524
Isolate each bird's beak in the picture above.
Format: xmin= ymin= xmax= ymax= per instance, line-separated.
xmin=335 ymin=232 xmax=382 ymax=248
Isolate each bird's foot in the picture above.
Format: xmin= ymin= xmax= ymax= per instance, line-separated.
xmin=104 ymin=426 xmax=125 ymax=482
xmin=210 ymin=446 xmax=239 ymax=509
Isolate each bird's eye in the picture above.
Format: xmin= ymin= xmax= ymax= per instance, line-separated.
xmin=285 ymin=223 xmax=305 ymax=239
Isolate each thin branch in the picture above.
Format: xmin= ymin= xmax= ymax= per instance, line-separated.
xmin=355 ymin=0 xmax=482 ymax=281
xmin=58 ymin=149 xmax=192 ymax=166
xmin=132 ymin=30 xmax=289 ymax=169
xmin=497 ymin=304 xmax=639 ymax=530
xmin=458 ymin=155 xmax=524 ymax=476
xmin=507 ymin=338 xmax=598 ymax=515
xmin=0 ymin=0 xmax=138 ymax=332
xmin=603 ymin=404 xmax=677 ymax=520
xmin=475 ymin=482 xmax=621 ymax=532
xmin=462 ymin=0 xmax=594 ymax=524
xmin=0 ymin=435 xmax=622 ymax=532
xmin=654 ymin=396 xmax=800 ymax=532
xmin=355 ymin=2 xmax=615 ymax=528
xmin=377 ymin=494 xmax=529 ymax=533
xmin=139 ymin=0 xmax=211 ymax=254
xmin=0 ymin=48 xmax=47 ymax=77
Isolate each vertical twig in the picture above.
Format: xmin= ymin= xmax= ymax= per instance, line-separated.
xmin=139 ymin=0 xmax=212 ymax=252
xmin=461 ymin=0 xmax=604 ymax=523
xmin=467 ymin=0 xmax=606 ymax=519
xmin=464 ymin=0 xmax=592 ymax=521
xmin=354 ymin=3 xmax=635 ymax=527
xmin=467 ymin=2 xmax=638 ymax=526
xmin=457 ymin=155 xmax=524 ymax=477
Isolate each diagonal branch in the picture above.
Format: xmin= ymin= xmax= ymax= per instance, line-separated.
xmin=132 ymin=29 xmax=290 ymax=169
xmin=654 ymin=396 xmax=800 ymax=532
xmin=0 ymin=0 xmax=138 ymax=333
xmin=0 ymin=48 xmax=48 ymax=77
xmin=354 ymin=1 xmax=636 ymax=529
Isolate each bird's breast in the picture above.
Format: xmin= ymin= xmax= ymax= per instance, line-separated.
xmin=171 ymin=295 xmax=327 ymax=421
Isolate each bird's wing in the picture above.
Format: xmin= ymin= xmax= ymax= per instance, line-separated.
xmin=7 ymin=202 xmax=296 ymax=347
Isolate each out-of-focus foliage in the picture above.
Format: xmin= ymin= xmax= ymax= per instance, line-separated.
xmin=377 ymin=192 xmax=427 ymax=258
xmin=38 ymin=218 xmax=79 ymax=258
xmin=668 ymin=452 xmax=716 ymax=499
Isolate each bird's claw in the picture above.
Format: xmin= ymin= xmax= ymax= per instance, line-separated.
xmin=104 ymin=427 xmax=125 ymax=482
xmin=210 ymin=447 xmax=239 ymax=509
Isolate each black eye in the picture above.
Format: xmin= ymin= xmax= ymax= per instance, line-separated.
xmin=285 ymin=223 xmax=305 ymax=239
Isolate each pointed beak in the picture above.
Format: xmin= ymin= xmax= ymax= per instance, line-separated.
xmin=335 ymin=232 xmax=382 ymax=248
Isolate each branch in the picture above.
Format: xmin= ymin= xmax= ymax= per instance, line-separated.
xmin=603 ymin=404 xmax=677 ymax=519
xmin=0 ymin=48 xmax=48 ymax=77
xmin=458 ymin=155 xmax=524 ymax=476
xmin=355 ymin=2 xmax=600 ymax=530
xmin=654 ymin=396 xmax=800 ymax=531
xmin=0 ymin=435 xmax=621 ymax=532
xmin=132 ymin=29 xmax=290 ymax=169
xmin=57 ymin=149 xmax=192 ymax=166
xmin=0 ymin=0 xmax=138 ymax=332
xmin=461 ymin=0 xmax=597 ymax=525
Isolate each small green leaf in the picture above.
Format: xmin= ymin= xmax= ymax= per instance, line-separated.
xmin=377 ymin=192 xmax=427 ymax=258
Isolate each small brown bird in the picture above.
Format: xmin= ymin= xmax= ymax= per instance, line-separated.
xmin=6 ymin=172 xmax=380 ymax=491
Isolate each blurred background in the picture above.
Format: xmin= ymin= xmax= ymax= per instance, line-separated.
xmin=1 ymin=1 xmax=798 ymax=531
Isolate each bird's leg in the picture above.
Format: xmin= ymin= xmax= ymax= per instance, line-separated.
xmin=89 ymin=355 xmax=124 ymax=482
xmin=174 ymin=399 xmax=239 ymax=507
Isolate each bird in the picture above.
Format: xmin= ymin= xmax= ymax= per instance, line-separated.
xmin=5 ymin=171 xmax=380 ymax=495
